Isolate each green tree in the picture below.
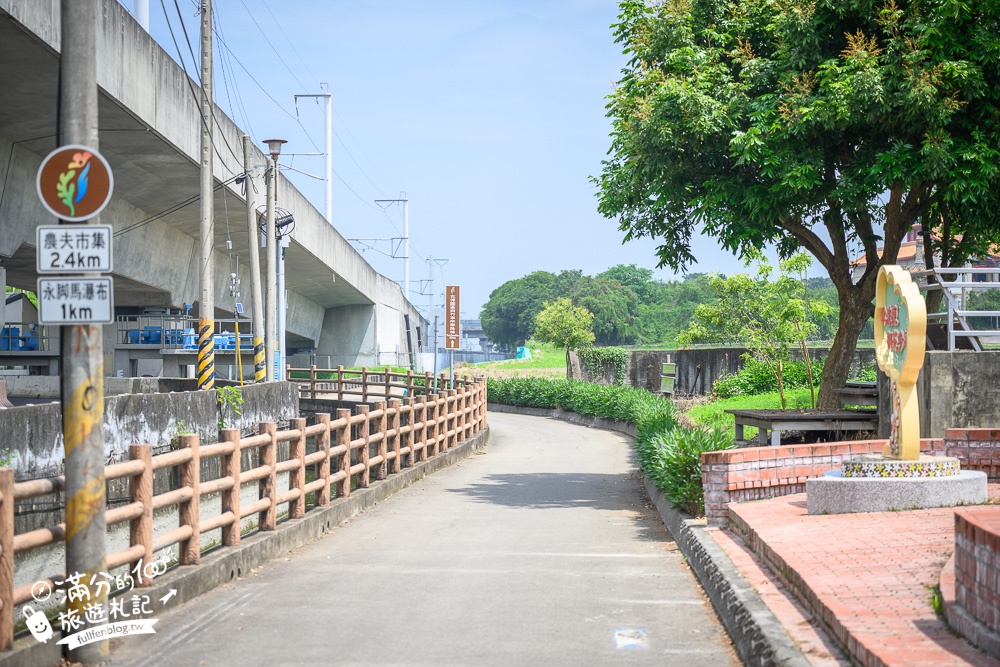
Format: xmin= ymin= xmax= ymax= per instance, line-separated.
xmin=480 ymin=271 xmax=557 ymax=348
xmin=677 ymin=252 xmax=832 ymax=408
xmin=573 ymin=276 xmax=640 ymax=345
xmin=533 ymin=298 xmax=596 ymax=365
xmin=597 ymin=264 xmax=656 ymax=303
xmin=597 ymin=0 xmax=1000 ymax=407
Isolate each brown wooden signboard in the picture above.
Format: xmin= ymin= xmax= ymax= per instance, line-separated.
xmin=445 ymin=285 xmax=460 ymax=350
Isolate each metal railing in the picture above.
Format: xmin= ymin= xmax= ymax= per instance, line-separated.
xmin=0 ymin=323 xmax=52 ymax=353
xmin=115 ymin=315 xmax=254 ymax=352
xmin=913 ymin=267 xmax=1000 ymax=351
xmin=0 ymin=379 xmax=488 ymax=649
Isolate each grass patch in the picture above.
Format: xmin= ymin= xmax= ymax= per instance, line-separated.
xmin=684 ymin=388 xmax=817 ymax=440
xmin=455 ymin=340 xmax=566 ymax=380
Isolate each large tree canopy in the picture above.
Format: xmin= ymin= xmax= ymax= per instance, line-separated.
xmin=597 ymin=0 xmax=1000 ymax=406
xmin=480 ymin=271 xmax=557 ymax=348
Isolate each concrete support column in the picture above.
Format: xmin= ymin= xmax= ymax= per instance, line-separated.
xmin=0 ymin=267 xmax=6 ymax=335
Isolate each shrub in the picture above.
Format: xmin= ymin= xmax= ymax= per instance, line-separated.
xmin=637 ymin=427 xmax=733 ymax=515
xmin=713 ymin=356 xmax=824 ymax=398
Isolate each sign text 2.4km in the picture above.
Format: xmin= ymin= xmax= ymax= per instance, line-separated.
xmin=36 ymin=225 xmax=113 ymax=274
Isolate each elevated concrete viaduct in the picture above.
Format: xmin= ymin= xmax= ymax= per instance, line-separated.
xmin=0 ymin=0 xmax=426 ymax=375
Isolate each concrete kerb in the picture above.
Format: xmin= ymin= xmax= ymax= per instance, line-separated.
xmin=0 ymin=427 xmax=491 ymax=667
xmin=488 ymin=403 xmax=810 ymax=667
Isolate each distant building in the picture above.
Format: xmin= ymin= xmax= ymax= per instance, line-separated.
xmin=459 ymin=319 xmax=491 ymax=352
xmin=850 ymin=227 xmax=1000 ymax=285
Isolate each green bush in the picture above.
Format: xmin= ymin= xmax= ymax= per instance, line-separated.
xmin=488 ymin=377 xmax=730 ymax=517
xmin=713 ymin=356 xmax=824 ymax=398
xmin=637 ymin=427 xmax=733 ymax=515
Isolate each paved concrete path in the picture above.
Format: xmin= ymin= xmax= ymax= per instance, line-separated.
xmin=111 ymin=412 xmax=737 ymax=666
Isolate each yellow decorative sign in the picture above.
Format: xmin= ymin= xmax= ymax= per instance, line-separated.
xmin=874 ymin=266 xmax=927 ymax=460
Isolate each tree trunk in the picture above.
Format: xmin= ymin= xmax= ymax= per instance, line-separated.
xmin=816 ymin=290 xmax=873 ymax=409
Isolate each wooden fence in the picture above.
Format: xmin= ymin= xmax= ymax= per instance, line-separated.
xmin=285 ymin=365 xmax=465 ymax=402
xmin=0 ymin=378 xmax=487 ymax=649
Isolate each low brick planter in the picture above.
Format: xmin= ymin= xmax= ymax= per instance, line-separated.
xmin=945 ymin=508 xmax=1000 ymax=659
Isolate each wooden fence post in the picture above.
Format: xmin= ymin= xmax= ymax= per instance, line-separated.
xmin=317 ymin=413 xmax=331 ymax=506
xmin=428 ymin=393 xmax=439 ymax=457
xmin=129 ymin=444 xmax=154 ymax=585
xmin=384 ymin=367 xmax=392 ymax=401
xmin=374 ymin=402 xmax=388 ymax=481
xmin=424 ymin=371 xmax=432 ymax=395
xmin=406 ymin=370 xmax=414 ymax=397
xmin=458 ymin=388 xmax=466 ymax=442
xmin=417 ymin=395 xmax=428 ymax=462
xmin=389 ymin=399 xmax=402 ymax=474
xmin=179 ymin=434 xmax=200 ymax=565
xmin=0 ymin=469 xmax=14 ymax=651
xmin=361 ymin=367 xmax=369 ymax=403
xmin=290 ymin=417 xmax=307 ymax=518
xmin=440 ymin=390 xmax=451 ymax=452
xmin=404 ymin=397 xmax=415 ymax=467
xmin=260 ymin=422 xmax=277 ymax=531
xmin=337 ymin=409 xmax=351 ymax=498
xmin=358 ymin=404 xmax=371 ymax=488
xmin=309 ymin=364 xmax=317 ymax=399
xmin=220 ymin=429 xmax=241 ymax=547
xmin=337 ymin=365 xmax=345 ymax=401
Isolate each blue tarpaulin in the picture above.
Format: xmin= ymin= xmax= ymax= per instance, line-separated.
xmin=516 ymin=346 xmax=532 ymax=360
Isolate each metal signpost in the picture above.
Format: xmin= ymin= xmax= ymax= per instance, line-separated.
xmin=445 ymin=285 xmax=460 ymax=384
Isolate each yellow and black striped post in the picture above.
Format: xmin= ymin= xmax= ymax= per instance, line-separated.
xmin=197 ymin=318 xmax=215 ymax=390
xmin=253 ymin=336 xmax=266 ymax=383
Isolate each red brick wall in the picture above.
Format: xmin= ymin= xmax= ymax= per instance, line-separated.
xmin=701 ymin=438 xmax=944 ymax=526
xmin=953 ymin=509 xmax=1000 ymax=643
xmin=942 ymin=429 xmax=1000 ymax=480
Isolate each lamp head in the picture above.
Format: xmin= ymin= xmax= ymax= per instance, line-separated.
xmin=262 ymin=138 xmax=287 ymax=161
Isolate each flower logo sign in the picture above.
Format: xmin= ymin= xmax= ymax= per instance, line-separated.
xmin=36 ymin=144 xmax=114 ymax=222
xmin=874 ymin=265 xmax=927 ymax=460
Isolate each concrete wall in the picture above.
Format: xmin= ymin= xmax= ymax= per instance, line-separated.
xmin=878 ymin=351 xmax=1000 ymax=438
xmin=1 ymin=382 xmax=298 ymax=481
xmin=571 ymin=347 xmax=876 ymax=395
xmin=316 ymin=305 xmax=377 ymax=366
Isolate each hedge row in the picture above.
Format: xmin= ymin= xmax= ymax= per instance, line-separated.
xmin=487 ymin=377 xmax=732 ymax=515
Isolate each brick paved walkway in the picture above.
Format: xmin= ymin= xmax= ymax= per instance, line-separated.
xmin=716 ymin=490 xmax=1000 ymax=667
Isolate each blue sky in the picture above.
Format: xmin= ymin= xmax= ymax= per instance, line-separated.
xmin=131 ymin=0 xmax=751 ymax=317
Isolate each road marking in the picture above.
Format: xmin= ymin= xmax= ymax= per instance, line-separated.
xmin=614 ymin=628 xmax=648 ymax=649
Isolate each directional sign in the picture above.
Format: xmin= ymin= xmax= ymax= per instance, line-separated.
xmin=445 ymin=285 xmax=460 ymax=350
xmin=37 ymin=277 xmax=114 ymax=325
xmin=36 ymin=225 xmax=113 ymax=274
xmin=36 ymin=145 xmax=114 ymax=222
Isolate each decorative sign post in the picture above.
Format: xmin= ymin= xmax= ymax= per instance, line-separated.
xmin=874 ymin=265 xmax=927 ymax=460
xmin=35 ymin=145 xmax=114 ymax=222
xmin=445 ymin=285 xmax=460 ymax=351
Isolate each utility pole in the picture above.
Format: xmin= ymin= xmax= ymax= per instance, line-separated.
xmin=374 ymin=195 xmax=409 ymax=303
xmin=133 ymin=0 xmax=149 ymax=31
xmin=242 ymin=135 xmax=266 ymax=382
xmin=60 ymin=0 xmax=108 ymax=661
xmin=293 ymin=88 xmax=333 ymax=222
xmin=196 ymin=0 xmax=215 ymax=391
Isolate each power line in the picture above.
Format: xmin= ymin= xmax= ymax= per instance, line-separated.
xmin=259 ymin=0 xmax=320 ymax=86
xmin=113 ymin=174 xmax=242 ymax=238
xmin=238 ymin=0 xmax=308 ymax=90
xmin=158 ymin=0 xmax=240 ymax=172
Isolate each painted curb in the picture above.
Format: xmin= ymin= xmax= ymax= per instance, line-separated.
xmin=0 ymin=428 xmax=492 ymax=667
xmin=489 ymin=404 xmax=809 ymax=667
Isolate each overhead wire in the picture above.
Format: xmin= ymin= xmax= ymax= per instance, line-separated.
xmin=159 ymin=0 xmax=240 ymax=173
xmin=113 ymin=174 xmax=243 ymax=238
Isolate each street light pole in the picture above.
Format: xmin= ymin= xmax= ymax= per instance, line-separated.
xmin=59 ymin=0 xmax=108 ymax=660
xmin=241 ymin=135 xmax=266 ymax=382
